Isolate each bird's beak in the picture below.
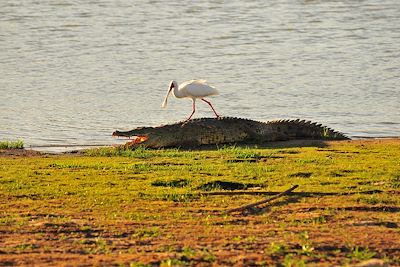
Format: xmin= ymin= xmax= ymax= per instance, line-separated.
xmin=162 ymin=88 xmax=172 ymax=108
xmin=161 ymin=99 xmax=168 ymax=108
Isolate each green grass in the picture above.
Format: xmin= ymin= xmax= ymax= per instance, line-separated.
xmin=1 ymin=140 xmax=399 ymax=211
xmin=0 ymin=139 xmax=399 ymax=266
xmin=347 ymin=246 xmax=376 ymax=261
xmin=1 ymin=140 xmax=399 ymax=199
xmin=0 ymin=139 xmax=24 ymax=149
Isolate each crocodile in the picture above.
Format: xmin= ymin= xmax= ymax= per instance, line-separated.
xmin=112 ymin=117 xmax=350 ymax=149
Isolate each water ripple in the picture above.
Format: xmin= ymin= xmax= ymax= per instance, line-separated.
xmin=0 ymin=0 xmax=399 ymax=146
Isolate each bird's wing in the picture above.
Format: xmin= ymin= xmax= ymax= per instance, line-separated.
xmin=184 ymin=82 xmax=219 ymax=98
xmin=179 ymin=79 xmax=207 ymax=88
xmin=191 ymin=79 xmax=207 ymax=84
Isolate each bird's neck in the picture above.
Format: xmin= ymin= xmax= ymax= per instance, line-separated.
xmin=172 ymin=82 xmax=185 ymax=98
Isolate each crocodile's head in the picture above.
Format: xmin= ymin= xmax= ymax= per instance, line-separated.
xmin=112 ymin=127 xmax=166 ymax=148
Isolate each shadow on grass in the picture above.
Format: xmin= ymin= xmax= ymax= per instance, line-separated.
xmin=178 ymin=139 xmax=333 ymax=151
xmin=227 ymin=196 xmax=400 ymax=216
xmin=200 ymin=189 xmax=385 ymax=197
xmin=242 ymin=196 xmax=303 ymax=215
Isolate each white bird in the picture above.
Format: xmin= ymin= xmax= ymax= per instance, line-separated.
xmin=162 ymin=79 xmax=220 ymax=121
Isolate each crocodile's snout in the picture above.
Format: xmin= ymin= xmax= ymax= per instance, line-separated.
xmin=112 ymin=130 xmax=136 ymax=138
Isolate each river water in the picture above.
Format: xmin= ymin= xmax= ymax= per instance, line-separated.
xmin=1 ymin=0 xmax=399 ymax=148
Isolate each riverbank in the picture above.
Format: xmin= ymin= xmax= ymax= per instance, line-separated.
xmin=1 ymin=139 xmax=399 ymax=266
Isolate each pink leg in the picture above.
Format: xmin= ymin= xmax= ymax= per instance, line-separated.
xmin=201 ymin=98 xmax=220 ymax=118
xmin=186 ymin=100 xmax=196 ymax=120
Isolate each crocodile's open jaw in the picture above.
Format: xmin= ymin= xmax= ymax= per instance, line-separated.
xmin=126 ymin=135 xmax=149 ymax=145
xmin=112 ymin=131 xmax=149 ymax=145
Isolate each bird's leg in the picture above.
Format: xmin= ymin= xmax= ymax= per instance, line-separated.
xmin=186 ymin=99 xmax=196 ymax=121
xmin=201 ymin=98 xmax=220 ymax=118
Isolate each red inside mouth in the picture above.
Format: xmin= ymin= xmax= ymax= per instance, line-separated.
xmin=127 ymin=135 xmax=148 ymax=145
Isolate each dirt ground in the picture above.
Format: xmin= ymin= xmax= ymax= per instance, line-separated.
xmin=1 ymin=201 xmax=399 ymax=266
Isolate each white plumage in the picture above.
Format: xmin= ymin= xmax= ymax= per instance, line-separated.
xmin=162 ymin=80 xmax=220 ymax=120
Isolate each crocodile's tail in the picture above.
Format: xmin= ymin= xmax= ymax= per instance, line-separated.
xmin=266 ymin=119 xmax=350 ymax=140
